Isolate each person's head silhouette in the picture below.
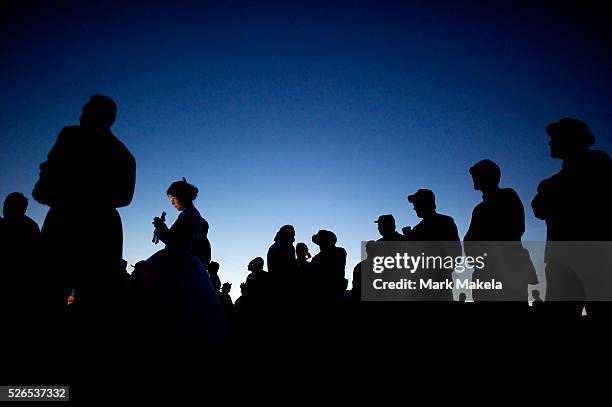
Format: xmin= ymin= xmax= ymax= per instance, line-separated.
xmin=3 ymin=192 xmax=28 ymax=220
xmin=274 ymin=225 xmax=296 ymax=244
xmin=407 ymin=189 xmax=436 ymax=218
xmin=364 ymin=240 xmax=376 ymax=259
xmin=248 ymin=257 xmax=264 ymax=272
xmin=532 ymin=289 xmax=541 ymax=301
xmin=375 ymin=214 xmax=397 ymax=238
xmin=546 ymin=118 xmax=594 ymax=160
xmin=80 ymin=95 xmax=117 ymax=129
xmin=312 ymin=229 xmax=337 ymax=250
xmin=221 ymin=282 xmax=232 ymax=294
xmin=208 ymin=261 xmax=220 ymax=274
xmin=166 ymin=178 xmax=198 ymax=211
xmin=458 ymin=292 xmax=467 ymax=302
xmin=469 ymin=159 xmax=501 ymax=193
xmin=296 ymin=242 xmax=311 ymax=261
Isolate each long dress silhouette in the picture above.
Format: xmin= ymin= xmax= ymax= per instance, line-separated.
xmin=146 ymin=204 xmax=225 ymax=341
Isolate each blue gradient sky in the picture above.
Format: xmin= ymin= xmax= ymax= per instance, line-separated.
xmin=2 ymin=1 xmax=611 ymax=296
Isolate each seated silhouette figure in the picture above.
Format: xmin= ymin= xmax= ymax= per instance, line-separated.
xmin=32 ymin=95 xmax=136 ymax=321
xmin=0 ymin=193 xmax=42 ymax=321
xmin=531 ymin=118 xmax=612 ymax=319
xmin=464 ymin=159 xmax=538 ymax=302
xmin=147 ymin=178 xmax=225 ymax=340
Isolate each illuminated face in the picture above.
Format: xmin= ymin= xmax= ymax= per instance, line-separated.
xmin=168 ymin=194 xmax=185 ymax=211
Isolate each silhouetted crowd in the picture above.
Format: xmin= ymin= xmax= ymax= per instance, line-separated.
xmin=1 ymin=95 xmax=611 ymax=351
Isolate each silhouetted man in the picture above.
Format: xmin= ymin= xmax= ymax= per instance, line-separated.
xmin=32 ymin=95 xmax=136 ymax=319
xmin=458 ymin=292 xmax=467 ymax=302
xmin=464 ymin=159 xmax=537 ymax=301
xmin=352 ymin=240 xmax=376 ymax=303
xmin=406 ymin=189 xmax=461 ymax=301
xmin=375 ymin=214 xmax=405 ymax=241
xmin=219 ymin=282 xmax=235 ymax=321
xmin=407 ymin=189 xmax=461 ymax=243
xmin=531 ymin=118 xmax=612 ymax=319
xmin=0 ymin=193 xmax=42 ymax=319
xmin=311 ymin=229 xmax=347 ymax=302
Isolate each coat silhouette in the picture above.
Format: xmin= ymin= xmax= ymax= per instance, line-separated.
xmin=32 ymin=95 xmax=136 ymax=318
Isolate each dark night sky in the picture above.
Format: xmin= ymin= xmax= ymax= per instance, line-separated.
xmin=2 ymin=0 xmax=611 ymax=295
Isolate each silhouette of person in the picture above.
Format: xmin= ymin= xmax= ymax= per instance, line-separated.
xmin=32 ymin=95 xmax=136 ymax=320
xmin=532 ymin=289 xmax=543 ymax=303
xmin=244 ymin=257 xmax=269 ymax=302
xmin=458 ymin=292 xmax=467 ymax=302
xmin=375 ymin=214 xmax=405 ymax=241
xmin=267 ymin=225 xmax=297 ymax=306
xmin=296 ymin=242 xmax=312 ymax=268
xmin=407 ymin=189 xmax=461 ymax=242
xmin=311 ymin=229 xmax=347 ymax=302
xmin=267 ymin=225 xmax=297 ymax=276
xmin=219 ymin=282 xmax=235 ymax=321
xmin=208 ymin=261 xmax=222 ymax=293
xmin=237 ymin=257 xmax=269 ymax=330
xmin=406 ymin=189 xmax=461 ymax=301
xmin=0 ymin=193 xmax=42 ymax=320
xmin=464 ymin=159 xmax=537 ymax=302
xmin=352 ymin=240 xmax=376 ymax=303
xmin=530 ymin=289 xmax=545 ymax=319
xmin=295 ymin=242 xmax=314 ymax=303
xmin=531 ymin=118 xmax=612 ymax=319
xmin=147 ymin=178 xmax=225 ymax=340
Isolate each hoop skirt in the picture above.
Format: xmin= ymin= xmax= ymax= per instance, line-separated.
xmin=145 ymin=206 xmax=225 ymax=342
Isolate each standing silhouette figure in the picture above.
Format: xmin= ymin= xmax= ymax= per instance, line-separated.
xmin=147 ymin=178 xmax=225 ymax=340
xmin=32 ymin=95 xmax=136 ymax=322
xmin=406 ymin=189 xmax=461 ymax=301
xmin=0 ymin=193 xmax=42 ymax=322
xmin=531 ymin=118 xmax=612 ymax=319
xmin=310 ymin=229 xmax=347 ymax=303
xmin=267 ymin=225 xmax=297 ymax=306
xmin=464 ymin=159 xmax=537 ymax=302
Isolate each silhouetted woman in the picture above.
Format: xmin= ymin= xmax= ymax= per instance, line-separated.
xmin=147 ymin=179 xmax=225 ymax=341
